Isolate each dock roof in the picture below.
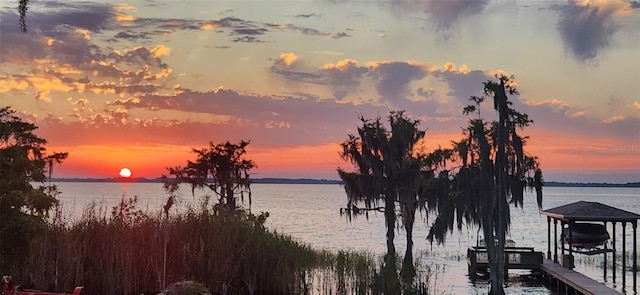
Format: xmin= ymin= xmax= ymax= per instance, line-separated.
xmin=541 ymin=201 xmax=640 ymax=223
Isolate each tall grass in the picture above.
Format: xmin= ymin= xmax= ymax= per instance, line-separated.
xmin=18 ymin=196 xmax=436 ymax=294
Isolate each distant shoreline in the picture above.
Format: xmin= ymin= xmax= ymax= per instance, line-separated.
xmin=50 ymin=177 xmax=342 ymax=185
xmin=48 ymin=178 xmax=639 ymax=187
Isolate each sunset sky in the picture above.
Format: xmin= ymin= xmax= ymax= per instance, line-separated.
xmin=1 ymin=0 xmax=638 ymax=183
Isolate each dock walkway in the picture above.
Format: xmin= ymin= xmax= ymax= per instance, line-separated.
xmin=540 ymin=259 xmax=621 ymax=295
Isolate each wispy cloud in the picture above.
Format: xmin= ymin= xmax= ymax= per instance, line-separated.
xmin=555 ymin=0 xmax=633 ymax=61
xmin=423 ymin=0 xmax=491 ymax=33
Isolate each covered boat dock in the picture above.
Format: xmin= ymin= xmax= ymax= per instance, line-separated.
xmin=541 ymin=201 xmax=639 ymax=293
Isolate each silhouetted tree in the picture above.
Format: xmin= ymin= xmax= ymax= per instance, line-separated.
xmin=0 ymin=106 xmax=68 ymax=274
xmin=427 ymin=76 xmax=543 ymax=295
xmin=167 ymin=140 xmax=256 ymax=213
xmin=338 ymin=111 xmax=427 ymax=289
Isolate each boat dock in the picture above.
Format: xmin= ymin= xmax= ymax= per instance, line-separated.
xmin=467 ymin=249 xmax=623 ymax=294
xmin=467 ymin=246 xmax=544 ymax=280
xmin=540 ymin=259 xmax=621 ymax=295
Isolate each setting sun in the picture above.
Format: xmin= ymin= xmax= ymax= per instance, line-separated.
xmin=119 ymin=168 xmax=132 ymax=178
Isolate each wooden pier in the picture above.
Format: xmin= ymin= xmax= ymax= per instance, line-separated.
xmin=540 ymin=259 xmax=621 ymax=295
xmin=467 ymin=246 xmax=544 ymax=280
xmin=467 ymin=248 xmax=622 ymax=294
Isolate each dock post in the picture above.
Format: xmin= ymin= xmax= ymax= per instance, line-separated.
xmin=603 ymin=222 xmax=607 ymax=281
xmin=468 ymin=248 xmax=477 ymax=282
xmin=547 ymin=216 xmax=551 ymax=260
xmin=633 ymin=221 xmax=637 ymax=293
xmin=622 ymin=222 xmax=627 ymax=289
xmin=561 ymin=221 xmax=565 ymax=265
xmin=568 ymin=220 xmax=574 ymax=269
xmin=613 ymin=221 xmax=616 ymax=283
xmin=554 ymin=219 xmax=558 ymax=263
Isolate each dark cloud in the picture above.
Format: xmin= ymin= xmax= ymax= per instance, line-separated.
xmin=352 ymin=0 xmax=490 ymax=35
xmin=3 ymin=1 xmax=115 ymax=34
xmin=369 ymin=62 xmax=428 ymax=100
xmin=295 ymin=13 xmax=322 ymax=18
xmin=270 ymin=65 xmax=326 ymax=84
xmin=214 ymin=17 xmax=250 ymax=27
xmin=114 ymin=30 xmax=153 ymax=40
xmin=232 ymin=35 xmax=265 ymax=43
xmin=332 ymin=32 xmax=350 ymax=38
xmin=0 ymin=14 xmax=49 ymax=62
xmin=110 ymin=88 xmax=390 ymax=147
xmin=333 ymin=90 xmax=349 ymax=100
xmin=432 ymin=69 xmax=489 ymax=102
xmin=424 ymin=0 xmax=491 ymax=33
xmin=0 ymin=5 xmax=171 ymax=99
xmin=233 ymin=28 xmax=268 ymax=35
xmin=272 ymin=58 xmax=430 ymax=100
xmin=0 ymin=19 xmax=99 ymax=66
xmin=286 ymin=24 xmax=331 ymax=37
xmin=0 ymin=1 xmax=116 ymax=63
xmin=556 ymin=1 xmax=621 ymax=61
xmin=319 ymin=61 xmax=368 ymax=86
xmin=154 ymin=19 xmax=201 ymax=30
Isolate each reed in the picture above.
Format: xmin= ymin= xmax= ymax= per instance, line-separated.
xmin=20 ymin=196 xmax=435 ymax=294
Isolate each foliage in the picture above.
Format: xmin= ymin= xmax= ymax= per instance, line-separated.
xmin=337 ymin=110 xmax=429 ymax=289
xmin=167 ymin=140 xmax=255 ymax=213
xmin=159 ymin=280 xmax=211 ymax=295
xmin=426 ymin=76 xmax=543 ymax=294
xmin=18 ymin=197 xmax=435 ymax=294
xmin=0 ymin=106 xmax=67 ymax=275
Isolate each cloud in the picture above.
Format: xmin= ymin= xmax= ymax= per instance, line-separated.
xmin=367 ymin=0 xmax=490 ymax=36
xmin=516 ymin=96 xmax=639 ymax=140
xmin=320 ymin=59 xmax=367 ymax=86
xmin=0 ymin=11 xmax=171 ymax=105
xmin=295 ymin=13 xmax=322 ymax=18
xmin=368 ymin=61 xmax=430 ymax=100
xmin=556 ymin=0 xmax=633 ymax=61
xmin=150 ymin=45 xmax=171 ymax=58
xmin=201 ymin=22 xmax=219 ymax=30
xmin=432 ymin=67 xmax=490 ymax=102
xmin=423 ymin=0 xmax=491 ymax=33
xmin=279 ymin=52 xmax=298 ymax=66
xmin=114 ymin=4 xmax=136 ymax=22
xmin=285 ymin=24 xmax=331 ymax=37
xmin=273 ymin=57 xmax=434 ymax=104
xmin=89 ymin=88 xmax=395 ymax=147
xmin=332 ymin=32 xmax=350 ymax=39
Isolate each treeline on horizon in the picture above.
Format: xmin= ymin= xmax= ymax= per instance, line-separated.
xmin=49 ymin=177 xmax=640 ymax=187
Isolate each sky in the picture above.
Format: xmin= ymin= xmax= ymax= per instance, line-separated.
xmin=0 ymin=0 xmax=638 ymax=183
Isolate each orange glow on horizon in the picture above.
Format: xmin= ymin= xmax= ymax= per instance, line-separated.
xmin=46 ymin=129 xmax=638 ymax=180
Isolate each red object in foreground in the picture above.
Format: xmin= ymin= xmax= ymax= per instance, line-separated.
xmin=2 ymin=276 xmax=83 ymax=295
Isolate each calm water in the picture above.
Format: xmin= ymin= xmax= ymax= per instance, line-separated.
xmin=52 ymin=182 xmax=640 ymax=294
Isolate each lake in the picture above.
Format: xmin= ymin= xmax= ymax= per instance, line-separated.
xmin=51 ymin=182 xmax=639 ymax=294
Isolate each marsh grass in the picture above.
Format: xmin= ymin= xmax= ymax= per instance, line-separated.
xmin=574 ymin=250 xmax=639 ymax=271
xmin=19 ymin=196 xmax=436 ymax=294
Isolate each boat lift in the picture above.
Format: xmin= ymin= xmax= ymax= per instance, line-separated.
xmin=541 ymin=201 xmax=639 ymax=293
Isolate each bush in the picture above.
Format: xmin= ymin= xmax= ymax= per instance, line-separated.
xmin=159 ymin=280 xmax=210 ymax=295
xmin=18 ymin=196 xmax=433 ymax=294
